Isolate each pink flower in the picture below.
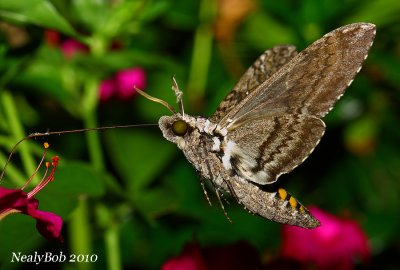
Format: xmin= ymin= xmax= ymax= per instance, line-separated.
xmin=115 ymin=68 xmax=146 ymax=99
xmin=280 ymin=206 xmax=370 ymax=270
xmin=162 ymin=241 xmax=262 ymax=270
xmin=99 ymin=78 xmax=116 ymax=102
xmin=0 ymin=143 xmax=63 ymax=242
xmin=99 ymin=68 xmax=146 ymax=101
xmin=162 ymin=242 xmax=206 ymax=270
xmin=60 ymin=39 xmax=88 ymax=59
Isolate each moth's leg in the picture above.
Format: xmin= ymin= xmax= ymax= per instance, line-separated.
xmin=198 ymin=158 xmax=214 ymax=207
xmin=200 ymin=155 xmax=232 ymax=221
xmin=217 ymin=186 xmax=231 ymax=206
xmin=198 ymin=175 xmax=212 ymax=207
xmin=211 ymin=176 xmax=233 ymax=223
xmin=222 ymin=177 xmax=240 ymax=202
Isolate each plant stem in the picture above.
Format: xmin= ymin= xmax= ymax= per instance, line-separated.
xmin=68 ymin=76 xmax=103 ymax=270
xmin=83 ymin=78 xmax=105 ymax=171
xmin=1 ymin=91 xmax=36 ymax=181
xmin=105 ymin=223 xmax=121 ymax=270
xmin=69 ymin=197 xmax=92 ymax=270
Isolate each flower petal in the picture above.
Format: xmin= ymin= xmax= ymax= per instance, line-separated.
xmin=162 ymin=242 xmax=206 ymax=270
xmin=23 ymin=197 xmax=62 ymax=242
xmin=99 ymin=78 xmax=116 ymax=101
xmin=280 ymin=206 xmax=370 ymax=270
xmin=0 ymin=187 xmax=63 ymax=242
xmin=0 ymin=187 xmax=29 ymax=215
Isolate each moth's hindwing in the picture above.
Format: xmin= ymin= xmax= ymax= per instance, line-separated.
xmin=223 ymin=115 xmax=325 ymax=185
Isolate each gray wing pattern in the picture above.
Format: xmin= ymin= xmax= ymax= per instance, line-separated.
xmin=225 ymin=114 xmax=325 ymax=184
xmin=210 ymin=45 xmax=297 ymax=122
xmin=220 ymin=23 xmax=376 ymax=128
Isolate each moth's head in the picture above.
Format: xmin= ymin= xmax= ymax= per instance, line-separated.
xmin=135 ymin=77 xmax=189 ymax=149
xmin=159 ymin=114 xmax=192 ymax=149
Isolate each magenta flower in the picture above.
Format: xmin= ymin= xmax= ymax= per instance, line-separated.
xmin=99 ymin=78 xmax=116 ymax=102
xmin=280 ymin=206 xmax=370 ymax=270
xmin=60 ymin=39 xmax=88 ymax=59
xmin=0 ymin=143 xmax=63 ymax=242
xmin=99 ymin=68 xmax=146 ymax=101
xmin=115 ymin=68 xmax=146 ymax=99
xmin=162 ymin=242 xmax=206 ymax=270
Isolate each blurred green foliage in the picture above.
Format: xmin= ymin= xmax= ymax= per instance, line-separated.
xmin=0 ymin=0 xmax=400 ymax=269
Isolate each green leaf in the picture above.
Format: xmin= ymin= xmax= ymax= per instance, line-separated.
xmin=36 ymin=161 xmax=106 ymax=217
xmin=135 ymin=188 xmax=179 ymax=222
xmin=94 ymin=1 xmax=143 ymax=39
xmin=0 ymin=0 xmax=79 ymax=38
xmin=242 ymin=12 xmax=296 ymax=50
xmin=138 ymin=0 xmax=170 ymax=23
xmin=86 ymin=49 xmax=179 ymax=72
xmin=0 ymin=215 xmax=43 ymax=267
xmin=105 ymin=129 xmax=176 ymax=195
xmin=344 ymin=0 xmax=400 ymax=26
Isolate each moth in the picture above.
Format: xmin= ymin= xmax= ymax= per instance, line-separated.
xmin=137 ymin=23 xmax=376 ymax=228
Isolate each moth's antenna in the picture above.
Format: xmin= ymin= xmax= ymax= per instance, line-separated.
xmin=135 ymin=87 xmax=177 ymax=114
xmin=0 ymin=123 xmax=157 ymax=182
xmin=171 ymin=76 xmax=185 ymax=116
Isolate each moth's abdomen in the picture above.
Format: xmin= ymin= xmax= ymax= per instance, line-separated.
xmin=231 ymin=179 xmax=320 ymax=228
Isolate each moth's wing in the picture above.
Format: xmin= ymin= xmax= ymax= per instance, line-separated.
xmin=223 ymin=114 xmax=325 ymax=184
xmin=219 ymin=23 xmax=376 ymax=127
xmin=210 ymin=45 xmax=298 ymax=123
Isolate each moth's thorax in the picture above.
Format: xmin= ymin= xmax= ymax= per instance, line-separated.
xmin=183 ymin=115 xmax=227 ymax=136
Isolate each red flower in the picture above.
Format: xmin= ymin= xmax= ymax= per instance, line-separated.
xmin=44 ymin=30 xmax=60 ymax=47
xmin=280 ymin=206 xmax=370 ymax=270
xmin=0 ymin=143 xmax=63 ymax=242
xmin=99 ymin=68 xmax=147 ymax=101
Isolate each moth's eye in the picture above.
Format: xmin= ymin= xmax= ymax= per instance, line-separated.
xmin=172 ymin=120 xmax=188 ymax=136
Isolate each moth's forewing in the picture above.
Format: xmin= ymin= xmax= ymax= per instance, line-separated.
xmin=211 ymin=46 xmax=298 ymax=123
xmin=220 ymin=23 xmax=376 ymax=127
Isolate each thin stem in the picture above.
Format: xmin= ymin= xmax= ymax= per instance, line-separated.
xmin=105 ymin=223 xmax=121 ymax=270
xmin=67 ymin=74 xmax=101 ymax=270
xmin=69 ymin=197 xmax=92 ymax=270
xmin=187 ymin=0 xmax=217 ymax=106
xmin=82 ymin=78 xmax=105 ymax=171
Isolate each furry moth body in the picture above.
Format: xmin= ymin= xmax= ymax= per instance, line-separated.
xmin=139 ymin=23 xmax=376 ymax=228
